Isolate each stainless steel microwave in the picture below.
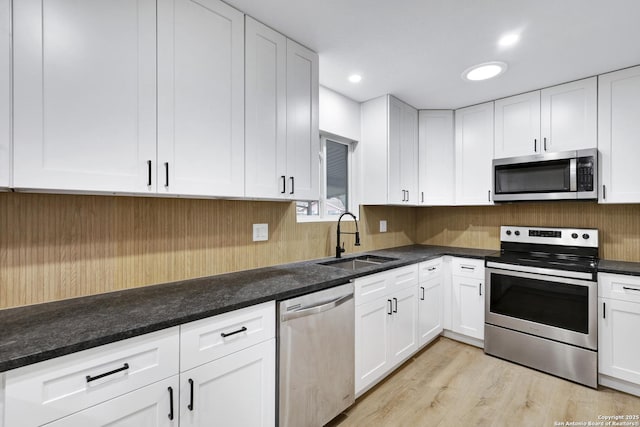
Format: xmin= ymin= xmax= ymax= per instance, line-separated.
xmin=493 ymin=148 xmax=598 ymax=202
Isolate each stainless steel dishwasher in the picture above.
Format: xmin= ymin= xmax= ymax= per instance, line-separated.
xmin=278 ymin=282 xmax=354 ymax=427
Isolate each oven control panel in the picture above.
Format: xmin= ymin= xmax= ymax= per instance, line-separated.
xmin=501 ymin=226 xmax=598 ymax=247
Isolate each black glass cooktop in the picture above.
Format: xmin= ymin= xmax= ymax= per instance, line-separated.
xmin=485 ymin=250 xmax=598 ymax=273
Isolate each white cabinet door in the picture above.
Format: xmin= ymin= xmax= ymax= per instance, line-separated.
xmin=44 ymin=376 xmax=179 ymax=427
xmin=598 ymin=66 xmax=640 ymax=203
xmin=13 ymin=0 xmax=157 ymax=193
xmin=455 ymin=102 xmax=494 ymax=205
xmin=540 ymin=77 xmax=597 ymax=152
xmin=452 ymin=276 xmax=485 ymax=340
xmin=157 ymin=0 xmax=244 ymax=197
xmin=418 ymin=275 xmax=444 ymax=346
xmin=494 ymin=91 xmax=541 ymax=159
xmin=180 ymin=339 xmax=275 ymax=427
xmin=388 ymin=97 xmax=418 ymax=204
xmin=244 ymin=17 xmax=287 ymax=199
xmin=599 ymin=298 xmax=640 ymax=384
xmin=355 ymin=296 xmax=391 ymax=394
xmin=285 ymin=39 xmax=319 ymax=201
xmin=418 ymin=110 xmax=454 ymax=205
xmin=0 ymin=0 xmax=9 ymax=188
xmin=389 ymin=286 xmax=418 ymax=366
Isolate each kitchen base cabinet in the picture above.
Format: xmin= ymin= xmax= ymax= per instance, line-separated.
xmin=598 ymin=273 xmax=640 ymax=397
xmin=418 ymin=264 xmax=444 ymax=347
xmin=354 ymin=265 xmax=418 ymax=395
xmin=44 ymin=376 xmax=179 ymax=427
xmin=354 ymin=296 xmax=392 ymax=395
xmin=450 ymin=257 xmax=485 ymax=341
xmin=180 ymin=339 xmax=275 ymax=427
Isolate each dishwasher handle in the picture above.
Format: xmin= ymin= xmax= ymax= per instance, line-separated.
xmin=281 ymin=293 xmax=353 ymax=322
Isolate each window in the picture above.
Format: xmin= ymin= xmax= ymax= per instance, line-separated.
xmin=297 ymin=136 xmax=355 ymax=221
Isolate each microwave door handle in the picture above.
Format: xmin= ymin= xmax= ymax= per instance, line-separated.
xmin=569 ymin=158 xmax=577 ymax=192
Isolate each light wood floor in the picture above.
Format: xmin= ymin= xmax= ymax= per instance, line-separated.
xmin=330 ymin=337 xmax=640 ymax=427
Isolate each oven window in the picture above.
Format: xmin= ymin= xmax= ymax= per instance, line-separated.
xmin=495 ymin=159 xmax=571 ymax=194
xmin=490 ymin=273 xmax=588 ymax=333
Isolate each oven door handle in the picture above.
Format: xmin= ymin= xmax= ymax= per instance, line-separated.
xmin=485 ymin=261 xmax=594 ymax=281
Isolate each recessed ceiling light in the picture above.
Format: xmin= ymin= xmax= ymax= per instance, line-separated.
xmin=498 ymin=33 xmax=520 ymax=47
xmin=348 ymin=74 xmax=362 ymax=83
xmin=462 ymin=62 xmax=507 ymax=82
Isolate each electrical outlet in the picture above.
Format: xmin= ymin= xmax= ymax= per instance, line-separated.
xmin=380 ymin=220 xmax=387 ymax=233
xmin=253 ymin=223 xmax=268 ymax=241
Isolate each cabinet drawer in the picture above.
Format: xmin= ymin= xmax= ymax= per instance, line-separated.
xmin=5 ymin=327 xmax=179 ymax=427
xmin=599 ymin=273 xmax=640 ymax=303
xmin=354 ymin=271 xmax=390 ymax=306
xmin=180 ymin=301 xmax=275 ymax=372
xmin=451 ymin=257 xmax=485 ymax=279
xmin=389 ymin=264 xmax=419 ymax=292
xmin=419 ymin=258 xmax=443 ymax=282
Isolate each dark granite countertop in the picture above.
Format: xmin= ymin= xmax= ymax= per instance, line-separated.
xmin=0 ymin=244 xmax=502 ymax=373
xmin=597 ymin=259 xmax=640 ymax=277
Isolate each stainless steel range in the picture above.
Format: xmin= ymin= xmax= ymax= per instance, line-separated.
xmin=484 ymin=225 xmax=599 ymax=388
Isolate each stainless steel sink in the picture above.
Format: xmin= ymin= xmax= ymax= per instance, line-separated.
xmin=319 ymin=255 xmax=398 ymax=271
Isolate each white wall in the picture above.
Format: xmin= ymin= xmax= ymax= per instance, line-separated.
xmin=319 ymin=86 xmax=360 ymax=142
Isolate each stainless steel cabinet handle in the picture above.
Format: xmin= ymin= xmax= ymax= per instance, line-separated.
xmin=281 ymin=294 xmax=353 ymax=321
xmin=623 ymin=286 xmax=640 ymax=292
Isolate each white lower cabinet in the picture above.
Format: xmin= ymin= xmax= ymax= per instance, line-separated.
xmin=450 ymin=257 xmax=485 ymax=341
xmin=598 ymin=273 xmax=640 ymax=395
xmin=354 ymin=265 xmax=418 ymax=395
xmin=179 ymin=339 xmax=275 ymax=427
xmin=3 ymin=302 xmax=276 ymax=427
xmin=44 ymin=376 xmax=179 ymax=427
xmin=418 ymin=258 xmax=444 ymax=346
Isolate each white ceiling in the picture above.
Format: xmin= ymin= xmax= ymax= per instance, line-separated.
xmin=225 ymin=0 xmax=640 ymax=109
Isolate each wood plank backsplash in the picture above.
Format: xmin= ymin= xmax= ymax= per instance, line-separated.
xmin=0 ymin=193 xmax=415 ymax=309
xmin=416 ymin=201 xmax=640 ymax=262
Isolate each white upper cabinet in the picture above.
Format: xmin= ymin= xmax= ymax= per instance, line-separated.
xmin=418 ymin=110 xmax=454 ymax=205
xmin=455 ymin=101 xmax=494 ymax=205
xmin=0 ymin=0 xmax=9 ymax=188
xmin=13 ymin=0 xmax=157 ymax=193
xmin=540 ymin=77 xmax=597 ymax=152
xmin=157 ymin=0 xmax=244 ymax=197
xmin=494 ymin=91 xmax=541 ymax=159
xmin=285 ymin=39 xmax=319 ymax=201
xmin=361 ymin=95 xmax=418 ymax=205
xmin=244 ymin=17 xmax=287 ymax=199
xmin=245 ymin=27 xmax=319 ymax=201
xmin=598 ymin=66 xmax=640 ymax=204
